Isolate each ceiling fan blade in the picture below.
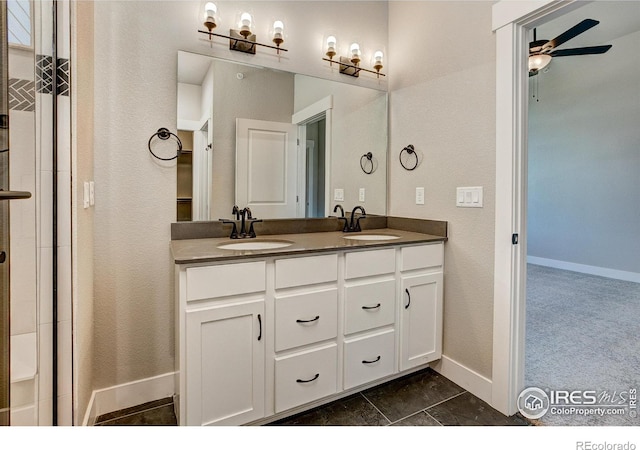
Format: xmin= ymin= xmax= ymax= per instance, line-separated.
xmin=550 ymin=45 xmax=612 ymax=57
xmin=545 ymin=18 xmax=599 ymax=51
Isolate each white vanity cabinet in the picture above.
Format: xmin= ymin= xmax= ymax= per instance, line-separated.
xmin=343 ymin=248 xmax=397 ymax=389
xmin=178 ymin=261 xmax=267 ymax=426
xmin=399 ymin=244 xmax=444 ymax=371
xmin=175 ymin=239 xmax=444 ymax=426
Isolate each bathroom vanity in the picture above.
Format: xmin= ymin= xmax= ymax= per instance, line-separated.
xmin=171 ymin=222 xmax=446 ymax=426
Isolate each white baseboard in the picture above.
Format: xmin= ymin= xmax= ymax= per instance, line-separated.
xmin=83 ymin=371 xmax=176 ymax=426
xmin=527 ymin=256 xmax=640 ymax=284
xmin=432 ymin=355 xmax=492 ymax=405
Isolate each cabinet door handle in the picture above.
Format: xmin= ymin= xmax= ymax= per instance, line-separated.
xmin=362 ymin=303 xmax=381 ymax=310
xmin=296 ymin=315 xmax=320 ymax=324
xmin=296 ymin=373 xmax=320 ymax=383
xmin=257 ymin=314 xmax=262 ymax=341
xmin=405 ymin=288 xmax=411 ymax=309
xmin=362 ymin=356 xmax=381 ymax=364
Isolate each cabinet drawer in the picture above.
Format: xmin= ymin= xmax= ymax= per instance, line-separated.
xmin=275 ymin=344 xmax=338 ymax=413
xmin=275 ymin=288 xmax=338 ymax=351
xmin=345 ymin=248 xmax=396 ymax=279
xmin=275 ymin=254 xmax=338 ymax=289
xmin=401 ymin=243 xmax=443 ymax=271
xmin=186 ymin=261 xmax=266 ymax=301
xmin=344 ymin=329 xmax=395 ymax=390
xmin=344 ymin=279 xmax=396 ymax=335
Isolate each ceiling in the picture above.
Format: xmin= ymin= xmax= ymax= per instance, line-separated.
xmin=535 ymin=1 xmax=640 ymax=48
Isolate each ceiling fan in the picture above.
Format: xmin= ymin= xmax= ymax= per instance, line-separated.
xmin=529 ymin=18 xmax=612 ymax=76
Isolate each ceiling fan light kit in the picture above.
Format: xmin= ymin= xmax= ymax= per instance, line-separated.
xmin=528 ymin=18 xmax=612 ymax=77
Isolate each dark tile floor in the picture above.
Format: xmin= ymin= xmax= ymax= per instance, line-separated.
xmin=94 ymin=368 xmax=530 ymax=426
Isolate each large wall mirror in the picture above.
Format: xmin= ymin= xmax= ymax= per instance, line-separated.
xmin=176 ymin=50 xmax=387 ymax=222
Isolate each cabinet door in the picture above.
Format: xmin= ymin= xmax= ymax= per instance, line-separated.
xmin=186 ymin=300 xmax=265 ymax=425
xmin=400 ymin=273 xmax=443 ymax=371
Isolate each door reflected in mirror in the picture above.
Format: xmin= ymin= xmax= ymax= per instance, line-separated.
xmin=176 ymin=51 xmax=387 ymax=222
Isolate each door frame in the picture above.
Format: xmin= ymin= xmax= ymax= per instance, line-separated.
xmin=292 ymin=95 xmax=333 ymax=218
xmin=491 ymin=0 xmax=584 ymax=415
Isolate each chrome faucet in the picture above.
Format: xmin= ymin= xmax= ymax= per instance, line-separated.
xmin=348 ymin=206 xmax=367 ymax=232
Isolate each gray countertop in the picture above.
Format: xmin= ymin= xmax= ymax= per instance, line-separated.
xmin=170 ymin=228 xmax=446 ymax=264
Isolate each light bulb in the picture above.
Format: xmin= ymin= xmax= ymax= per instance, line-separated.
xmin=528 ymin=54 xmax=551 ymax=72
xmin=350 ymin=43 xmax=361 ymax=64
xmin=373 ymin=50 xmax=384 ymax=72
xmin=203 ymin=2 xmax=217 ymax=31
xmin=239 ymin=12 xmax=252 ymax=37
xmin=273 ymin=20 xmax=284 ymax=45
xmin=326 ymin=35 xmax=337 ymax=59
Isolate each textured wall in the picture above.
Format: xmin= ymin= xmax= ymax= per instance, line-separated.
xmin=73 ymin=1 xmax=95 ymax=423
xmin=528 ymin=29 xmax=640 ymax=274
xmin=90 ymin=1 xmax=388 ymax=391
xmin=388 ymin=1 xmax=496 ymax=378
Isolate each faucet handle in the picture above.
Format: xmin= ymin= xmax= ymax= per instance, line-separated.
xmin=219 ymin=219 xmax=239 ymax=239
xmin=354 ymin=215 xmax=366 ymax=232
xmin=248 ymin=219 xmax=262 ymax=238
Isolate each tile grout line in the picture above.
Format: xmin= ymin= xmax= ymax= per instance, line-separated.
xmin=359 ymin=392 xmax=392 ymax=425
xmin=376 ymin=390 xmax=468 ymax=426
xmin=94 ymin=403 xmax=173 ymax=426
xmin=424 ymin=390 xmax=467 ymax=412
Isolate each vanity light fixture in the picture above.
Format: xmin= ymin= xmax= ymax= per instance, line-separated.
xmin=198 ymin=3 xmax=288 ymax=55
xmin=322 ymin=38 xmax=385 ymax=78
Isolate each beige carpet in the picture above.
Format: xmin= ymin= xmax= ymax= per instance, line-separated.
xmin=525 ymin=264 xmax=640 ymax=426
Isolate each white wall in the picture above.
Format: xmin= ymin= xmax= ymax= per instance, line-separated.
xmin=528 ymin=29 xmax=640 ymax=275
xmin=388 ymin=1 xmax=496 ymax=379
xmin=89 ymin=0 xmax=388 ymax=394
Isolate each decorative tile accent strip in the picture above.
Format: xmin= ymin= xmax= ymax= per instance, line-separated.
xmin=8 ymin=79 xmax=35 ymax=111
xmin=36 ymin=55 xmax=54 ymax=94
xmin=56 ymin=58 xmax=70 ymax=96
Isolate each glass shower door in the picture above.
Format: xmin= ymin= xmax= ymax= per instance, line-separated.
xmin=1 ymin=0 xmax=37 ymax=426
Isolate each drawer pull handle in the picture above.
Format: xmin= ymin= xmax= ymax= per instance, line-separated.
xmin=257 ymin=314 xmax=262 ymax=341
xmin=362 ymin=303 xmax=381 ymax=310
xmin=362 ymin=356 xmax=381 ymax=364
xmin=296 ymin=315 xmax=320 ymax=324
xmin=405 ymin=288 xmax=411 ymax=309
xmin=296 ymin=373 xmax=320 ymax=383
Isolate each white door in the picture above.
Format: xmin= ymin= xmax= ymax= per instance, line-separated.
xmin=236 ymin=118 xmax=298 ymax=218
xmin=185 ymin=299 xmax=265 ymax=426
xmin=400 ymin=272 xmax=443 ymax=371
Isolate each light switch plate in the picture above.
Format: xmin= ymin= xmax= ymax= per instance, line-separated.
xmin=415 ymin=187 xmax=425 ymax=205
xmin=359 ymin=188 xmax=365 ymax=202
xmin=89 ymin=181 xmax=95 ymax=206
xmin=334 ymin=188 xmax=344 ymax=201
xmin=456 ymin=187 xmax=483 ymax=208
xmin=83 ymin=182 xmax=90 ymax=209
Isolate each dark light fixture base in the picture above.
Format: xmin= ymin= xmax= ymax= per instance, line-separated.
xmin=229 ymin=29 xmax=256 ymax=54
xmin=339 ymin=56 xmax=360 ymax=77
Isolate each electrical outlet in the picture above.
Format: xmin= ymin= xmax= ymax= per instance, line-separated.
xmin=359 ymin=188 xmax=365 ymax=202
xmin=415 ymin=187 xmax=425 ymax=205
xmin=334 ymin=188 xmax=344 ymax=201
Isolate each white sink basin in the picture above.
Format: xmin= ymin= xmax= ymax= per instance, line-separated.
xmin=217 ymin=239 xmax=294 ymax=251
xmin=343 ymin=234 xmax=401 ymax=241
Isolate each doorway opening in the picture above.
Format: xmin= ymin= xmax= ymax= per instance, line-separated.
xmin=302 ymin=118 xmax=326 ymax=218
